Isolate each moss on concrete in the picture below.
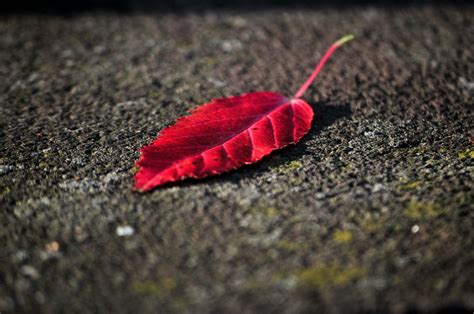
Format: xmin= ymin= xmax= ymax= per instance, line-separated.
xmin=295 ymin=264 xmax=367 ymax=290
xmin=333 ymin=230 xmax=353 ymax=243
xmin=404 ymin=200 xmax=444 ymax=220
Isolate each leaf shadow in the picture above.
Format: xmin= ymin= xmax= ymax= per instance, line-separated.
xmin=152 ymin=102 xmax=352 ymax=190
xmin=224 ymin=101 xmax=353 ymax=181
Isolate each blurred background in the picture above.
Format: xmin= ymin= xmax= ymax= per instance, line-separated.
xmin=1 ymin=0 xmax=470 ymax=13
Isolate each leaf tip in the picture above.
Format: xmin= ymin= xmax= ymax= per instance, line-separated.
xmin=334 ymin=34 xmax=355 ymax=47
xmin=132 ymin=184 xmax=145 ymax=193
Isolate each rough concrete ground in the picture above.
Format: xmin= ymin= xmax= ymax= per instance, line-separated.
xmin=0 ymin=4 xmax=473 ymax=313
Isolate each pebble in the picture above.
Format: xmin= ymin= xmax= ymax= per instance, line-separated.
xmin=0 ymin=165 xmax=15 ymax=175
xmin=372 ymin=183 xmax=384 ymax=192
xmin=21 ymin=265 xmax=39 ymax=280
xmin=116 ymin=225 xmax=134 ymax=237
xmin=46 ymin=241 xmax=60 ymax=252
xmin=221 ymin=39 xmax=242 ymax=52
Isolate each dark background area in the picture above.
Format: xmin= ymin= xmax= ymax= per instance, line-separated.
xmin=1 ymin=0 xmax=471 ymax=13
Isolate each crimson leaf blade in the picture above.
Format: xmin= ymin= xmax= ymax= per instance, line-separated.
xmin=134 ymin=92 xmax=313 ymax=191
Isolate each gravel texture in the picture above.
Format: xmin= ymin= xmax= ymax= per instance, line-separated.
xmin=0 ymin=4 xmax=473 ymax=313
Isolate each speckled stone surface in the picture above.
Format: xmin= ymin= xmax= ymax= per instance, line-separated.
xmin=0 ymin=4 xmax=473 ymax=313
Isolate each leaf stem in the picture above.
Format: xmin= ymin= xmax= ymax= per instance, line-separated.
xmin=294 ymin=34 xmax=354 ymax=99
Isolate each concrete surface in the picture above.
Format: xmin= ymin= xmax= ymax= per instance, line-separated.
xmin=0 ymin=4 xmax=473 ymax=313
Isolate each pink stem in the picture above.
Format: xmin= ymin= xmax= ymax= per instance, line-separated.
xmin=294 ymin=34 xmax=354 ymax=99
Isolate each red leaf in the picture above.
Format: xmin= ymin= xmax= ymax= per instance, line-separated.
xmin=134 ymin=35 xmax=354 ymax=191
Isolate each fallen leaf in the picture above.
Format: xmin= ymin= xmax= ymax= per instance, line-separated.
xmin=134 ymin=35 xmax=354 ymax=191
